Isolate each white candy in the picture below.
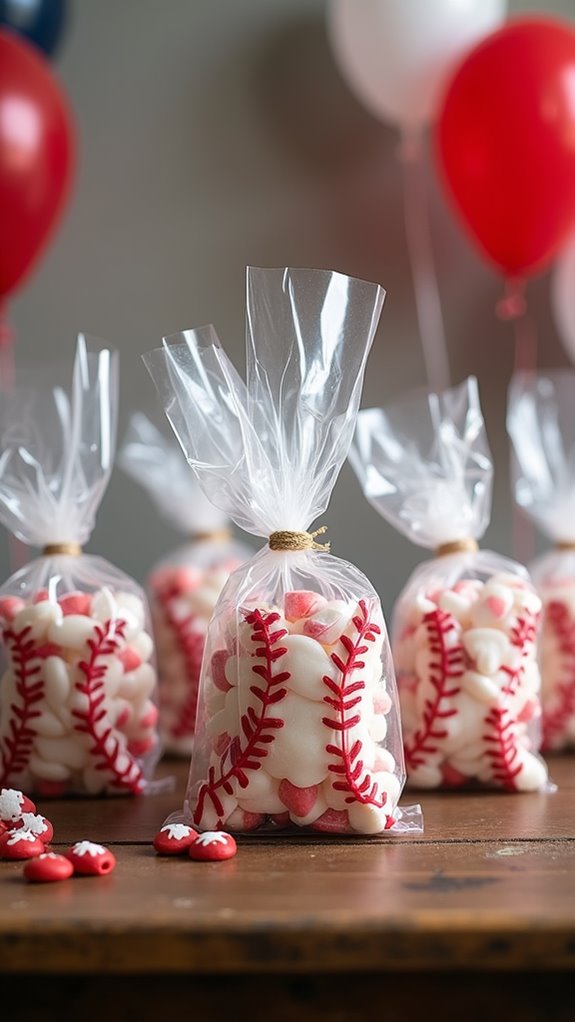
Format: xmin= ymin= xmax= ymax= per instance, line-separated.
xmin=15 ymin=601 xmax=63 ymax=638
xmin=28 ymin=754 xmax=70 ymax=781
xmin=462 ymin=628 xmax=510 ymax=676
xmin=43 ymin=656 xmax=71 ymax=712
xmin=48 ymin=615 xmax=99 ymax=651
xmin=263 ymin=691 xmax=337 ymax=787
xmin=460 ymin=670 xmax=501 ymax=706
xmin=34 ymin=735 xmax=88 ymax=770
xmin=277 ymin=635 xmax=335 ymax=702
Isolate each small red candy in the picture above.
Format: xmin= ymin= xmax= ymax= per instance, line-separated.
xmin=279 ymin=780 xmax=318 ymax=818
xmin=0 ymin=596 xmax=26 ymax=622
xmin=24 ymin=852 xmax=74 ymax=884
xmin=311 ymin=809 xmax=352 ymax=834
xmin=65 ymin=841 xmax=116 ymax=876
xmin=0 ymin=829 xmax=45 ymax=860
xmin=284 ymin=590 xmax=326 ymax=622
xmin=188 ymin=831 xmax=237 ymax=862
xmin=12 ymin=813 xmax=54 ymax=844
xmin=59 ymin=592 xmax=92 ymax=616
xmin=153 ymin=822 xmax=198 ymax=856
xmin=0 ymin=788 xmax=36 ymax=824
xmin=118 ymin=646 xmax=142 ymax=672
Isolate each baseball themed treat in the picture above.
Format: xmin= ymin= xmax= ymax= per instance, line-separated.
xmin=350 ymin=377 xmax=549 ymax=792
xmin=508 ymin=370 xmax=575 ymax=751
xmin=145 ymin=266 xmax=421 ymax=836
xmin=0 ymin=337 xmax=160 ymax=796
xmin=120 ymin=414 xmax=251 ymax=756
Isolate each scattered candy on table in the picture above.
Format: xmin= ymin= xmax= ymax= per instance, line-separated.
xmin=153 ymin=822 xmax=198 ymax=855
xmin=24 ymin=852 xmax=74 ymax=883
xmin=12 ymin=812 xmax=54 ymax=843
xmin=65 ymin=841 xmax=117 ymax=876
xmin=0 ymin=788 xmax=36 ymax=822
xmin=0 ymin=829 xmax=45 ymax=860
xmin=188 ymin=831 xmax=237 ymax=862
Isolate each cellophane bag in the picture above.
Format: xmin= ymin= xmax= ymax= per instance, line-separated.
xmin=508 ymin=369 xmax=575 ymax=752
xmin=349 ymin=377 xmax=549 ymax=792
xmin=119 ymin=413 xmax=251 ymax=755
xmin=145 ymin=266 xmax=421 ymax=836
xmin=0 ymin=337 xmax=160 ymax=797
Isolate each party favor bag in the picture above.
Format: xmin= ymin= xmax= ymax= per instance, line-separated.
xmin=145 ymin=266 xmax=420 ymax=835
xmin=0 ymin=337 xmax=160 ymax=797
xmin=508 ymin=370 xmax=575 ymax=751
xmin=119 ymin=413 xmax=251 ymax=755
xmin=350 ymin=377 xmax=548 ymax=792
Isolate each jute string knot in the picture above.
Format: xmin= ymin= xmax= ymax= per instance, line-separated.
xmin=268 ymin=526 xmax=330 ymax=553
xmin=435 ymin=538 xmax=478 ymax=558
xmin=42 ymin=542 xmax=83 ymax=557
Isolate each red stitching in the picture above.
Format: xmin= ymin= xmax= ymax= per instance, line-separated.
xmin=482 ymin=707 xmax=522 ymax=790
xmin=193 ymin=609 xmax=289 ymax=827
xmin=500 ymin=610 xmax=538 ymax=697
xmin=541 ymin=600 xmax=575 ymax=750
xmin=71 ymin=619 xmax=144 ymax=794
xmin=404 ymin=609 xmax=464 ymax=771
xmin=0 ymin=626 xmax=44 ymax=786
xmin=322 ymin=600 xmax=388 ymax=812
xmin=156 ymin=591 xmax=205 ymax=740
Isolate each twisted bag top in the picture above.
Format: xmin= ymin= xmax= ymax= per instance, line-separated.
xmin=143 ymin=267 xmax=385 ymax=542
xmin=0 ymin=334 xmax=118 ymax=548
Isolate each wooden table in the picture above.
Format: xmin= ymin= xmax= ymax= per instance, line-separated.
xmin=1 ymin=758 xmax=574 ymax=1021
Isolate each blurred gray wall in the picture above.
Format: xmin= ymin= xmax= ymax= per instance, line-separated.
xmin=6 ymin=0 xmax=574 ymax=613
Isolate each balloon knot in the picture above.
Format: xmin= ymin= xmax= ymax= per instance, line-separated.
xmin=496 ymin=279 xmax=526 ymax=322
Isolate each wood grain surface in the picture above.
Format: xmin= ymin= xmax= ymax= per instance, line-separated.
xmin=1 ymin=757 xmax=574 ymax=978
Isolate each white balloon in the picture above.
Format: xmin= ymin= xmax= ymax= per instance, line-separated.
xmin=552 ymin=234 xmax=575 ymax=363
xmin=327 ymin=0 xmax=507 ymax=131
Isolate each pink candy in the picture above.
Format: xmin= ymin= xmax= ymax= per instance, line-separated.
xmin=284 ymin=590 xmax=326 ymax=622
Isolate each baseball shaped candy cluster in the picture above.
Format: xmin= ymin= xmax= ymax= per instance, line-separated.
xmin=191 ymin=591 xmax=401 ymax=835
xmin=0 ymin=588 xmax=159 ymax=796
xmin=150 ymin=558 xmax=243 ymax=755
xmin=394 ymin=572 xmax=548 ymax=791
xmin=535 ymin=578 xmax=575 ymax=752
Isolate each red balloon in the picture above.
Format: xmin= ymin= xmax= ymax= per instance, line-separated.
xmin=0 ymin=29 xmax=74 ymax=301
xmin=436 ymin=18 xmax=575 ymax=278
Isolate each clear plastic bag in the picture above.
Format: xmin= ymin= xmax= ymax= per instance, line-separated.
xmin=0 ymin=337 xmax=160 ymax=797
xmin=508 ymin=369 xmax=575 ymax=751
xmin=350 ymin=377 xmax=548 ymax=792
xmin=119 ymin=413 xmax=251 ymax=755
xmin=144 ymin=266 xmax=421 ymax=835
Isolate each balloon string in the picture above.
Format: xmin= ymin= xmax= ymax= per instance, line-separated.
xmin=496 ymin=278 xmax=537 ymax=566
xmin=399 ymin=131 xmax=450 ymax=394
xmin=0 ymin=305 xmax=22 ymax=573
xmin=0 ymin=306 xmax=14 ymax=393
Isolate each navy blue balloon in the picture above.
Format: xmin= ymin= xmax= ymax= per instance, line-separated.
xmin=0 ymin=0 xmax=68 ymax=58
